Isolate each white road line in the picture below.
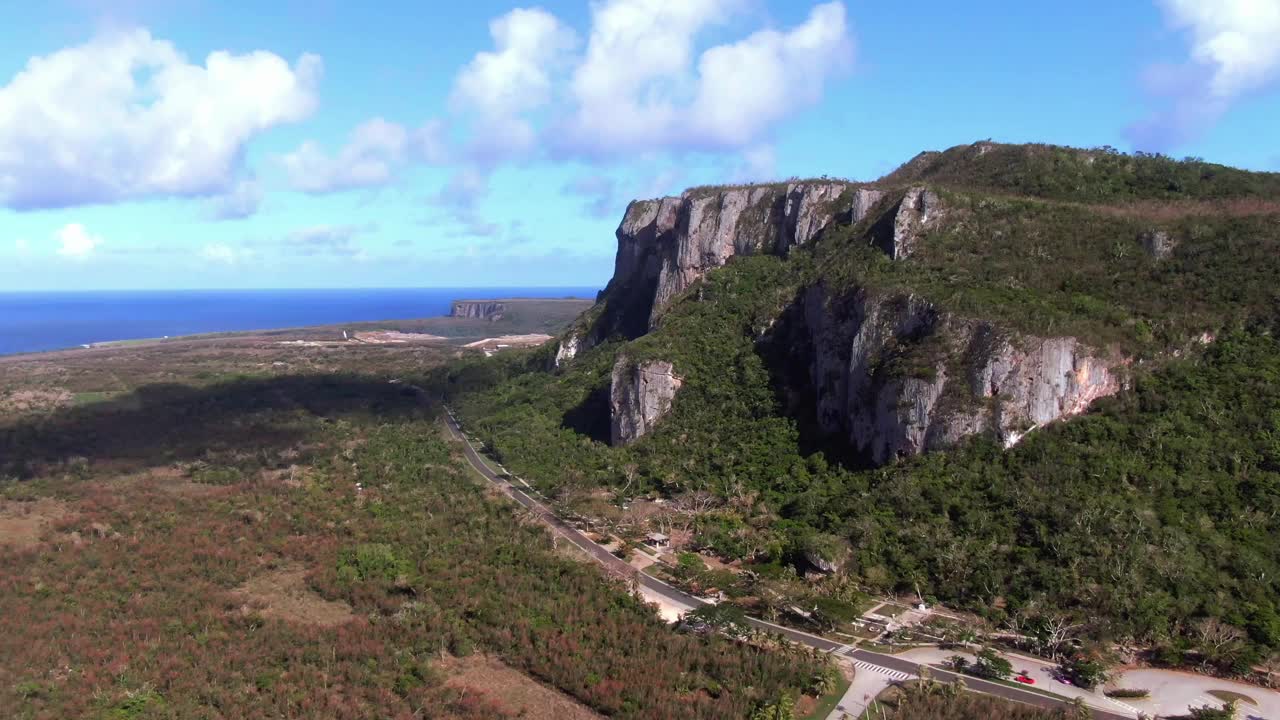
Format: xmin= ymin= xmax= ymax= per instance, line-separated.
xmin=849 ymin=659 xmax=910 ymax=682
xmin=1105 ymin=698 xmax=1142 ymax=716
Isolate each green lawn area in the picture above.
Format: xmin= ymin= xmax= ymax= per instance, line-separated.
xmin=801 ymin=672 xmax=852 ymax=720
xmin=876 ymin=603 xmax=910 ymax=618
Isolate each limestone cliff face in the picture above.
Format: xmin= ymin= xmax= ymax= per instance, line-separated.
xmin=609 ymin=357 xmax=682 ymax=446
xmin=794 ymin=285 xmax=1122 ymax=463
xmin=553 ymin=183 xmax=888 ymax=365
xmin=451 ymin=300 xmax=506 ymax=321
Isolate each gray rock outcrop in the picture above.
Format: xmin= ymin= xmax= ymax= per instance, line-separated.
xmin=612 ymin=182 xmax=892 ymax=332
xmin=870 ymin=187 xmax=943 ymax=260
xmin=796 ymin=285 xmax=1121 ymax=463
xmin=609 ymin=357 xmax=682 ymax=446
xmin=1139 ymin=228 xmax=1177 ymax=260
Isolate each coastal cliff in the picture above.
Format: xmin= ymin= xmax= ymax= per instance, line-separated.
xmin=451 ymin=300 xmax=506 ymax=321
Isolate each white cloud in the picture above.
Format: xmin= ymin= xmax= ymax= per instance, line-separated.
xmin=1162 ymin=0 xmax=1280 ymax=98
xmin=450 ymin=8 xmax=578 ymax=163
xmin=0 ymin=29 xmax=321 ymax=210
xmin=55 ymin=223 xmax=102 ymax=259
xmin=207 ymin=178 xmax=263 ymax=220
xmin=560 ymin=0 xmax=851 ymax=157
xmin=281 ymin=117 xmax=411 ymax=194
xmin=1130 ymin=0 xmax=1280 ymax=149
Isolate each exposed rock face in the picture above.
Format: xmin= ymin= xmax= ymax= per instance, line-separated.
xmin=1139 ymin=229 xmax=1177 ymax=260
xmin=451 ymin=300 xmax=506 ymax=321
xmin=613 ymin=182 xmax=889 ymax=331
xmin=553 ymin=333 xmax=580 ymax=368
xmin=870 ymin=187 xmax=943 ymax=260
xmin=794 ymin=285 xmax=1121 ymax=464
xmin=609 ymin=357 xmax=682 ymax=446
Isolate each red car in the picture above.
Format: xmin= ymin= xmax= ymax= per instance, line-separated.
xmin=1015 ymin=675 xmax=1036 ymax=685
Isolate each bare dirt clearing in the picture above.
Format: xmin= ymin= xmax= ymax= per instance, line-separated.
xmin=0 ymin=497 xmax=71 ymax=548
xmin=235 ymin=564 xmax=356 ymax=627
xmin=441 ymin=654 xmax=606 ymax=720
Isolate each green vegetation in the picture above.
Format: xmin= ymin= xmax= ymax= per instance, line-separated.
xmin=947 ymin=649 xmax=1013 ymax=681
xmin=449 ymin=147 xmax=1280 ymax=681
xmin=881 ymin=142 xmax=1280 ymax=203
xmin=1104 ymin=688 xmax=1150 ymax=699
xmin=816 ymin=189 xmax=1280 ymax=355
xmin=859 ymin=680 xmax=1067 ymax=720
xmin=1 ymin=344 xmax=829 ymax=719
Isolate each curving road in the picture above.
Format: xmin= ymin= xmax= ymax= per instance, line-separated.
xmin=442 ymin=408 xmax=1130 ymax=720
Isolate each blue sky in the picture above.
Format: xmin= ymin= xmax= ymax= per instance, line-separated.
xmin=1 ymin=0 xmax=1278 ymax=291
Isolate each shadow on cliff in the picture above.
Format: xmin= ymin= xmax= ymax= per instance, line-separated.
xmin=0 ymin=374 xmax=433 ymax=479
xmin=561 ymin=382 xmax=612 ymax=444
xmin=757 ymin=293 xmax=878 ymax=472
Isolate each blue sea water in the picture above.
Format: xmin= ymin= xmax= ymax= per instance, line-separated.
xmin=0 ymin=287 xmax=599 ymax=357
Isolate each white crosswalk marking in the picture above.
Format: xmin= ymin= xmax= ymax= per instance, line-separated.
xmin=848 ymin=659 xmax=910 ymax=681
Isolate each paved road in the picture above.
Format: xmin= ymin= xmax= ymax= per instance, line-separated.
xmin=442 ymin=409 xmax=1129 ymax=720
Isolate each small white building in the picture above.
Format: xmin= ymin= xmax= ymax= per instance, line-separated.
xmin=644 ymin=532 xmax=670 ymax=549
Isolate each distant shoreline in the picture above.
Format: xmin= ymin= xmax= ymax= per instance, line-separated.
xmin=0 ymin=288 xmax=597 ymax=358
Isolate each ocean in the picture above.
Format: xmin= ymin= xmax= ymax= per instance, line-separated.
xmin=0 ymin=287 xmax=599 ymax=357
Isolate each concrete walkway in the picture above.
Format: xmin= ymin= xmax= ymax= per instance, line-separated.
xmin=827 ymin=660 xmax=901 ymax=720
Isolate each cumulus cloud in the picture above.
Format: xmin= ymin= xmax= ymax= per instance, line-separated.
xmin=451 ymin=7 xmax=578 ymax=163
xmin=560 ymin=0 xmax=851 ymax=157
xmin=283 ymin=2 xmax=851 ymax=234
xmin=0 ymin=29 xmax=322 ymax=210
xmin=281 ymin=118 xmax=410 ymax=194
xmin=55 ymin=223 xmax=102 ymax=259
xmin=1129 ymin=0 xmax=1280 ymax=149
xmin=207 ymin=178 xmax=263 ymax=220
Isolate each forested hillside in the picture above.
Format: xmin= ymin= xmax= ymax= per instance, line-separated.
xmin=446 ymin=144 xmax=1280 ymax=676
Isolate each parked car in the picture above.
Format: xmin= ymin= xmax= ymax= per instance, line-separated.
xmin=1014 ymin=675 xmax=1036 ymax=685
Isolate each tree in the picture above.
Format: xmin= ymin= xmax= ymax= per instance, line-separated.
xmin=1195 ymin=618 xmax=1246 ymax=669
xmin=1058 ymin=656 xmax=1110 ymax=690
xmin=751 ymin=693 xmax=796 ymax=720
xmin=971 ymin=648 xmax=1013 ymax=681
xmin=1187 ymin=700 xmax=1237 ymax=720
